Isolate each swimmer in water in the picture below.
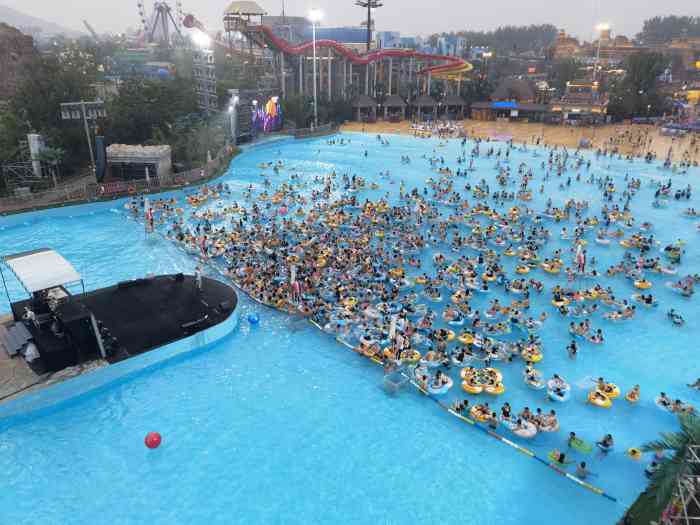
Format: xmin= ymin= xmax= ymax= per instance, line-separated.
xmin=575 ymin=462 xmax=590 ymax=479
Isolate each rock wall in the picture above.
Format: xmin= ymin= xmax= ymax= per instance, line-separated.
xmin=0 ymin=23 xmax=35 ymax=100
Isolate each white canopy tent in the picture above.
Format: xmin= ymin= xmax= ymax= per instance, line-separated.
xmin=1 ymin=248 xmax=84 ymax=300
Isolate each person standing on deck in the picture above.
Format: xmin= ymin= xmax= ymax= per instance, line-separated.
xmin=195 ymin=266 xmax=203 ymax=293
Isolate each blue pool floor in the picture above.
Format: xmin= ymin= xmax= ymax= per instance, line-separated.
xmin=0 ymin=131 xmax=698 ymax=524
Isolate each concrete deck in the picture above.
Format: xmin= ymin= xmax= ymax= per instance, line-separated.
xmin=0 ymin=318 xmax=108 ymax=403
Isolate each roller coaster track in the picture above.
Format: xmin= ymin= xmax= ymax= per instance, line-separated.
xmin=241 ymin=24 xmax=473 ymax=80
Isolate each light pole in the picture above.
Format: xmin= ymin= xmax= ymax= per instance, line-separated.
xmin=309 ymin=9 xmax=323 ymax=128
xmin=60 ymin=100 xmax=106 ymax=176
xmin=594 ymin=23 xmax=609 ymax=83
xmin=482 ymin=51 xmax=492 ymax=82
xmin=355 ymin=0 xmax=383 ymax=52
xmin=228 ymin=95 xmax=239 ymax=145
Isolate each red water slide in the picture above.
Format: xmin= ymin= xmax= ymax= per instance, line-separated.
xmin=246 ymin=24 xmax=472 ymax=78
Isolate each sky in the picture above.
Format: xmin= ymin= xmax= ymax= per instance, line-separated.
xmin=3 ymin=0 xmax=699 ymax=41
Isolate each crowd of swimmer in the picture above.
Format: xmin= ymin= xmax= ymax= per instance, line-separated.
xmin=131 ymin=133 xmax=697 ymax=476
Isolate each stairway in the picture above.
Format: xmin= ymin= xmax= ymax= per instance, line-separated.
xmin=0 ymin=321 xmax=33 ymax=357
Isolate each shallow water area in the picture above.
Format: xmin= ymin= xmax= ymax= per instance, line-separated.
xmin=0 ymin=131 xmax=698 ymax=524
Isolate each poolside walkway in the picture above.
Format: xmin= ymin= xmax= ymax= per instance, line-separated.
xmin=341 ymin=120 xmax=700 ymax=164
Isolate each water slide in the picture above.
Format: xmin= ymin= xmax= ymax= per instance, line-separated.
xmin=244 ymin=24 xmax=473 ymax=80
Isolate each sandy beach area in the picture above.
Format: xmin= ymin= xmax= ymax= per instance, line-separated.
xmin=341 ymin=120 xmax=700 ymax=165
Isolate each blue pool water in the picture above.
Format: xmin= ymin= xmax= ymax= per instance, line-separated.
xmin=0 ymin=132 xmax=698 ymax=524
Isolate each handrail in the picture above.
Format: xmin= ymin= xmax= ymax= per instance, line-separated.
xmin=0 ymin=147 xmax=235 ymax=214
xmin=245 ymin=24 xmax=473 ymax=78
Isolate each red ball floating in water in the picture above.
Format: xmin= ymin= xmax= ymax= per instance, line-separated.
xmin=144 ymin=432 xmax=162 ymax=449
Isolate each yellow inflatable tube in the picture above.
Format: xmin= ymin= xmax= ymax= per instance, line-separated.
xmin=600 ymin=383 xmax=620 ymax=399
xmin=458 ymin=332 xmax=474 ymax=345
xmin=462 ymin=381 xmax=483 ymax=395
xmin=484 ymin=383 xmax=505 ymax=395
xmin=469 ymin=405 xmax=491 ymax=422
xmin=588 ymin=390 xmax=612 ymax=408
xmin=634 ymin=280 xmax=652 ymax=290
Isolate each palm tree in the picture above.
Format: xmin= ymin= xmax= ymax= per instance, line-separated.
xmin=641 ymin=413 xmax=700 ymax=507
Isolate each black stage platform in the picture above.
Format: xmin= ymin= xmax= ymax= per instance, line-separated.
xmin=11 ymin=275 xmax=237 ymax=370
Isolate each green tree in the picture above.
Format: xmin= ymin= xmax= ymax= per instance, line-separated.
xmin=321 ymin=98 xmax=353 ymax=124
xmin=640 ymin=414 xmax=700 ymax=512
xmin=281 ymin=95 xmax=313 ymax=128
xmin=0 ymin=109 xmax=28 ymax=163
xmin=163 ymin=113 xmax=229 ymax=170
xmin=429 ymin=25 xmax=558 ymax=55
xmin=637 ymin=16 xmax=700 ymax=45
xmin=37 ymin=147 xmax=66 ymax=187
xmin=104 ymin=76 xmax=233 ymax=170
xmin=460 ymin=76 xmax=493 ymax=106
xmin=549 ymin=59 xmax=583 ymax=94
xmin=11 ymin=51 xmax=94 ymax=130
xmin=105 ymin=77 xmax=197 ymax=145
xmin=10 ymin=50 xmax=97 ymax=175
xmin=607 ymin=52 xmax=669 ymax=119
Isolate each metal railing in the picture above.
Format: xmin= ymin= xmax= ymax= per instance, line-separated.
xmin=0 ymin=172 xmax=98 ymax=213
xmin=0 ymin=149 xmax=235 ymax=214
xmin=86 ymin=151 xmax=231 ymax=200
xmin=86 ymin=177 xmax=163 ymax=200
xmin=0 ymin=184 xmax=89 ymax=213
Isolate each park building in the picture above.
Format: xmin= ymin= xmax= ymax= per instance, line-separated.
xmin=105 ymin=144 xmax=172 ymax=182
xmin=470 ymin=77 xmax=608 ymax=125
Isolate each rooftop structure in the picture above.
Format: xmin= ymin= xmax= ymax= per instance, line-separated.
xmin=549 ymin=28 xmax=647 ymax=64
xmin=400 ymin=36 xmax=418 ymax=49
xmin=112 ymin=48 xmax=155 ymax=76
xmin=412 ymin=94 xmax=438 ymax=121
xmin=382 ymin=94 xmax=406 ymax=120
xmin=437 ymin=34 xmax=469 ymax=58
xmin=3 ymin=249 xmax=82 ymax=296
xmin=666 ymin=36 xmax=700 ymax=74
xmin=376 ymin=31 xmax=402 ymax=49
xmin=562 ymin=79 xmax=601 ymax=103
xmin=106 ymin=144 xmax=172 ymax=181
xmin=352 ymin=94 xmax=377 ymax=121
xmin=261 ymin=15 xmax=309 ymax=44
xmin=142 ymin=61 xmax=176 ymax=79
xmin=471 ymin=76 xmax=605 ymax=123
xmin=224 ymin=1 xmax=266 ymax=16
xmin=441 ymin=94 xmax=467 ymax=120
xmin=300 ymin=27 xmax=374 ymax=52
xmin=550 ymin=79 xmax=607 ymax=123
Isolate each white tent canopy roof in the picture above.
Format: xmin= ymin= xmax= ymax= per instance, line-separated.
xmin=3 ymin=249 xmax=81 ymax=293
